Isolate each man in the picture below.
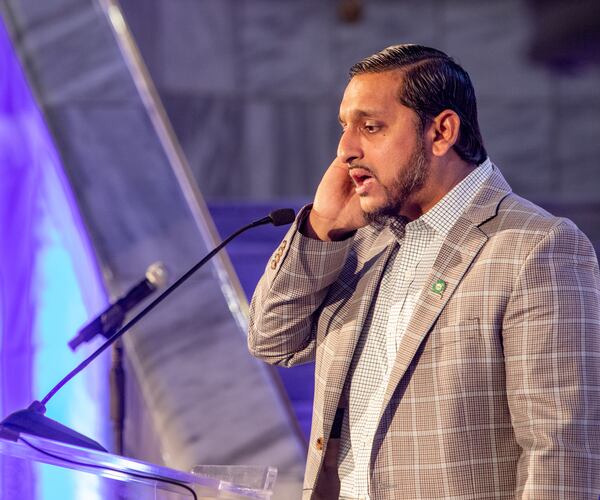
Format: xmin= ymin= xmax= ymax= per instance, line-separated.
xmin=248 ymin=45 xmax=600 ymax=499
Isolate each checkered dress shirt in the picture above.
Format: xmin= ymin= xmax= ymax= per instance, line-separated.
xmin=338 ymin=160 xmax=493 ymax=499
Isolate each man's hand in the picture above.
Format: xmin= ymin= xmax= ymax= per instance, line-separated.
xmin=303 ymin=157 xmax=367 ymax=241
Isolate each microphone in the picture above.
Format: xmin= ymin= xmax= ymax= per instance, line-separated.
xmin=251 ymin=208 xmax=296 ymax=227
xmin=0 ymin=208 xmax=296 ymax=452
xmin=68 ymin=262 xmax=168 ymax=351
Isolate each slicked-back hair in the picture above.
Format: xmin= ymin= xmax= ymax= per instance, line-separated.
xmin=350 ymin=45 xmax=487 ymax=165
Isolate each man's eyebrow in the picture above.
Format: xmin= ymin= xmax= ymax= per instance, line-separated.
xmin=338 ymin=109 xmax=384 ymax=124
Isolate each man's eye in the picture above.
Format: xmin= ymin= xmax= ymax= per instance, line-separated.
xmin=364 ymin=124 xmax=380 ymax=133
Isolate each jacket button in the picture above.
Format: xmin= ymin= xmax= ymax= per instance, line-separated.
xmin=315 ymin=437 xmax=323 ymax=451
xmin=270 ymin=260 xmax=277 ymax=269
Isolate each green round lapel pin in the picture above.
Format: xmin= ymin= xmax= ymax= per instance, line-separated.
xmin=432 ymin=279 xmax=447 ymax=298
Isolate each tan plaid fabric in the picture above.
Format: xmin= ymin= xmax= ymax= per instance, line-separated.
xmin=338 ymin=161 xmax=493 ymax=498
xmin=248 ymin=165 xmax=600 ymax=499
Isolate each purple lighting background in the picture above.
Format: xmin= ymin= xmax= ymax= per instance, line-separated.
xmin=1 ymin=14 xmax=110 ymax=499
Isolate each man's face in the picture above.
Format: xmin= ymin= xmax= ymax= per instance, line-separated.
xmin=338 ymin=70 xmax=430 ymax=222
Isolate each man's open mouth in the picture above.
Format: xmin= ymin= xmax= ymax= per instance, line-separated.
xmin=349 ymin=168 xmax=374 ymax=186
xmin=349 ymin=168 xmax=376 ymax=195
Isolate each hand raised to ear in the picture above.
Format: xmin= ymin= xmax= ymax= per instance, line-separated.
xmin=303 ymin=157 xmax=366 ymax=241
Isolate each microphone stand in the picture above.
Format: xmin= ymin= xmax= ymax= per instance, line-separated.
xmin=111 ymin=340 xmax=126 ymax=455
xmin=0 ymin=209 xmax=295 ymax=452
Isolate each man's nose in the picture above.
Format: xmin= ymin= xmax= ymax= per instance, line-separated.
xmin=337 ymin=129 xmax=363 ymax=165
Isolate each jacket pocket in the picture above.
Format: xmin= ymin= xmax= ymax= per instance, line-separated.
xmin=430 ymin=317 xmax=481 ymax=350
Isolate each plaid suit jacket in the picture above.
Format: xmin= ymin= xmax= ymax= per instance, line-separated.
xmin=248 ymin=166 xmax=600 ymax=499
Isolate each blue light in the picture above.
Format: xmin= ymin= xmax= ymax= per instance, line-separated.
xmin=1 ymin=14 xmax=109 ymax=500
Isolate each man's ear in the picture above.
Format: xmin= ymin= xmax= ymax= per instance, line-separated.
xmin=429 ymin=110 xmax=461 ymax=157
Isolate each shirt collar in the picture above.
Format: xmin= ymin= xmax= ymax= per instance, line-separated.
xmin=380 ymin=158 xmax=493 ymax=242
xmin=387 ymin=216 xmax=408 ymax=242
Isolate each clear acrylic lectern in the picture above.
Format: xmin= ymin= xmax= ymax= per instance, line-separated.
xmin=0 ymin=433 xmax=276 ymax=499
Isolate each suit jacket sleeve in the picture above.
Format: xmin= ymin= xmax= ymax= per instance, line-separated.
xmin=248 ymin=208 xmax=354 ymax=367
xmin=503 ymin=218 xmax=600 ymax=498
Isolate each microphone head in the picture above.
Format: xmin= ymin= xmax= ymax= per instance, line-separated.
xmin=269 ymin=208 xmax=296 ymax=226
xmin=145 ymin=262 xmax=168 ymax=288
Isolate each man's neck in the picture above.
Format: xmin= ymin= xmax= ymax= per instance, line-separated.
xmin=400 ymin=157 xmax=477 ymax=221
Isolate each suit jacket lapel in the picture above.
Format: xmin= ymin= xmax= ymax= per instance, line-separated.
xmin=379 ymin=220 xmax=487 ymax=412
xmin=321 ymin=227 xmax=396 ymax=430
xmin=379 ymin=166 xmax=513 ymax=413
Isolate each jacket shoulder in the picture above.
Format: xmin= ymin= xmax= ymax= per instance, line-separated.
xmin=488 ymin=193 xmax=568 ymax=233
xmin=483 ymin=194 xmax=595 ymax=257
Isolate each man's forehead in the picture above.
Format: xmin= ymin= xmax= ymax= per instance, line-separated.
xmin=346 ymin=69 xmax=404 ymax=92
xmin=339 ymin=70 xmax=406 ymax=118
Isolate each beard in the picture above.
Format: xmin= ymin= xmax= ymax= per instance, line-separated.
xmin=362 ymin=133 xmax=430 ymax=226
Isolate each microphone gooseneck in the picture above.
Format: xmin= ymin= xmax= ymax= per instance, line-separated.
xmin=0 ymin=208 xmax=296 ymax=451
xmin=39 ymin=208 xmax=296 ymax=408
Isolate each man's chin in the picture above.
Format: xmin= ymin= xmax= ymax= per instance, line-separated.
xmin=358 ymin=195 xmax=383 ymax=214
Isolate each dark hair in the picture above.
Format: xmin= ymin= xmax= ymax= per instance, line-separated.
xmin=350 ymin=45 xmax=487 ymax=165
